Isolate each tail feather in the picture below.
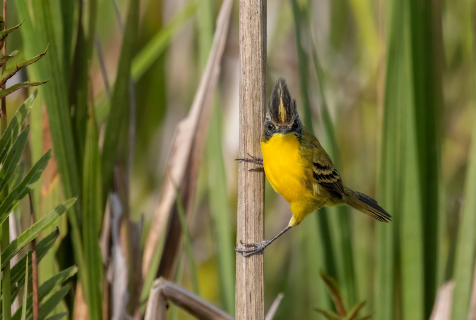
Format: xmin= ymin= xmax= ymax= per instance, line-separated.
xmin=344 ymin=189 xmax=392 ymax=223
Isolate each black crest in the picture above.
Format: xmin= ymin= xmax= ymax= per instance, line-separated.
xmin=268 ymin=78 xmax=297 ymax=125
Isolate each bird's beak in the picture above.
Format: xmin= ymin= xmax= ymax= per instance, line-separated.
xmin=277 ymin=126 xmax=291 ymax=135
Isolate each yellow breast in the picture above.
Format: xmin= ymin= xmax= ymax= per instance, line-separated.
xmin=261 ymin=134 xmax=309 ymax=205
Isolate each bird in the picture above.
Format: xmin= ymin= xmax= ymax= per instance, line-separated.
xmin=235 ymin=78 xmax=391 ymax=257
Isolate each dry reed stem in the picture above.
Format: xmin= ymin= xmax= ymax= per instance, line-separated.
xmin=141 ymin=0 xmax=233 ymax=279
xmin=144 ymin=278 xmax=234 ymax=320
xmin=468 ymin=257 xmax=476 ymax=320
xmin=429 ymin=281 xmax=454 ymax=320
xmin=235 ymin=1 xmax=267 ymax=319
xmin=264 ymin=293 xmax=284 ymax=320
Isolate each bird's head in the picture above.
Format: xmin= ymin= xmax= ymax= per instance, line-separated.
xmin=263 ymin=78 xmax=303 ymax=141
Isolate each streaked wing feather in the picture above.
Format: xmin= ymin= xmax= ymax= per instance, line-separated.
xmin=313 ymin=160 xmax=345 ymax=198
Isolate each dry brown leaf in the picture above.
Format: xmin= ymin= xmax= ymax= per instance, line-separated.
xmin=141 ymin=0 xmax=233 ymax=279
xmin=468 ymin=259 xmax=476 ymax=320
xmin=110 ymin=194 xmax=129 ymax=320
xmin=144 ymin=278 xmax=234 ymax=320
xmin=265 ymin=293 xmax=284 ymax=320
xmin=73 ymin=283 xmax=89 ymax=320
xmin=430 ymin=281 xmax=454 ymax=320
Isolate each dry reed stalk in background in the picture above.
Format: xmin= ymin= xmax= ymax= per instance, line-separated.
xmin=143 ymin=279 xmax=283 ymax=320
xmin=429 ymin=281 xmax=454 ymax=320
xmin=141 ymin=0 xmax=233 ymax=279
xmin=264 ymin=293 xmax=284 ymax=320
xmin=235 ymin=1 xmax=267 ymax=319
xmin=144 ymin=278 xmax=234 ymax=320
xmin=468 ymin=258 xmax=476 ymax=320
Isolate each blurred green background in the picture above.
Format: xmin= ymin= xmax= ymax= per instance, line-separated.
xmin=2 ymin=0 xmax=476 ymax=319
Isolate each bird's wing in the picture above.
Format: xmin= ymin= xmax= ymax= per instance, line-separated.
xmin=307 ymin=133 xmax=345 ymax=199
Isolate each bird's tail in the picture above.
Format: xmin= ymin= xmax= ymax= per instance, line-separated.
xmin=343 ymin=188 xmax=392 ymax=223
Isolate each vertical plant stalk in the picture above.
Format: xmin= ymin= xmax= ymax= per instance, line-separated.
xmin=407 ymin=0 xmax=443 ymax=315
xmin=29 ymin=194 xmax=39 ymax=320
xmin=1 ymin=3 xmax=11 ymax=319
xmin=236 ymin=1 xmax=266 ymax=319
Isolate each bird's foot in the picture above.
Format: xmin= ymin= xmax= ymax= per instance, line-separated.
xmin=234 ymin=240 xmax=271 ymax=257
xmin=235 ymin=153 xmax=263 ymax=165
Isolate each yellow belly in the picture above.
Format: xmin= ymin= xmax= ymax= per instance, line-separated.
xmin=261 ymin=134 xmax=317 ymax=225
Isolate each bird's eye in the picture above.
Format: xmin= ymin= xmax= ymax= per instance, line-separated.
xmin=266 ymin=123 xmax=275 ymax=132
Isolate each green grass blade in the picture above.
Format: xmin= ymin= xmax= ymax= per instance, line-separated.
xmin=175 ymin=188 xmax=199 ymax=295
xmin=0 ymin=80 xmax=49 ymax=100
xmin=101 ymin=0 xmax=139 ymax=198
xmin=82 ymin=100 xmax=103 ymax=320
xmin=10 ymin=230 xmax=60 ymax=300
xmin=374 ymin=1 xmax=427 ymax=319
xmin=197 ymin=0 xmax=213 ymax=68
xmin=27 ymin=0 xmax=81 ymax=202
xmin=139 ymin=230 xmax=166 ymax=310
xmin=9 ymin=162 xmax=24 ymax=193
xmin=3 ymin=224 xmax=12 ymax=320
xmin=37 ymin=265 xmax=78 ymax=300
xmin=0 ymin=50 xmax=18 ymax=68
xmin=406 ymin=0 xmax=443 ymax=315
xmin=12 ymin=265 xmax=77 ymax=320
xmin=290 ymin=0 xmax=313 ymax=130
xmin=0 ymin=151 xmax=51 ymax=220
xmin=0 ymin=89 xmax=37 ymax=163
xmin=0 ymin=46 xmax=47 ymax=87
xmin=399 ymin=9 xmax=425 ymax=317
xmin=1 ymin=198 xmax=77 ymax=268
xmin=346 ymin=0 xmax=379 ymax=66
xmin=131 ymin=0 xmax=197 ymax=80
xmin=60 ymin=0 xmax=74 ymax=78
xmin=38 ymin=284 xmax=71 ymax=320
xmin=329 ymin=0 xmax=348 ymax=50
xmin=97 ymin=0 xmax=196 ymax=126
xmin=314 ymin=309 xmax=339 ymax=320
xmin=0 ymin=21 xmax=22 ymax=49
xmin=0 ymin=128 xmax=30 ymax=194
xmin=170 ymin=254 xmax=185 ymax=320
xmin=206 ymin=106 xmax=235 ymax=313
xmin=27 ymin=0 xmax=86 ymax=288
xmin=69 ymin=0 xmax=97 ymax=162
xmin=69 ymin=26 xmax=88 ymax=162
xmin=132 ymin=0 xmax=166 ymax=175
xmin=44 ymin=313 xmax=68 ymax=320
xmin=20 ymin=256 xmax=28 ymax=320
xmin=400 ymin=115 xmax=425 ymax=320
xmin=374 ymin=1 xmax=402 ymax=318
xmin=16 ymin=0 xmax=41 ymax=57
xmin=0 ymin=219 xmax=4 ymax=320
xmin=308 ymin=40 xmax=338 ymax=159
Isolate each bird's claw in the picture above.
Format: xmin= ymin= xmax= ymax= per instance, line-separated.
xmin=247 ymin=153 xmax=261 ymax=161
xmin=240 ymin=240 xmax=258 ymax=247
xmin=234 ymin=240 xmax=268 ymax=257
xmin=235 ymin=154 xmax=263 ymax=166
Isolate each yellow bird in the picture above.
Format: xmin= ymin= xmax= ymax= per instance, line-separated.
xmin=236 ymin=78 xmax=391 ymax=257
